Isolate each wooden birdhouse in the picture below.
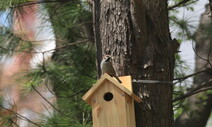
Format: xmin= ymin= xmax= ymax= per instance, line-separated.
xmin=82 ymin=73 xmax=142 ymax=127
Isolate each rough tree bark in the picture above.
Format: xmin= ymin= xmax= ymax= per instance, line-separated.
xmin=175 ymin=4 xmax=212 ymax=127
xmin=94 ymin=0 xmax=178 ymax=126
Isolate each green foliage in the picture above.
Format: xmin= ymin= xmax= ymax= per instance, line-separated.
xmin=1 ymin=0 xmax=210 ymax=126
xmin=206 ymin=89 xmax=212 ymax=94
xmin=39 ymin=1 xmax=94 ymax=126
xmin=169 ymin=1 xmax=212 ymax=124
xmin=0 ymin=0 xmax=94 ymax=126
xmin=0 ymin=15 xmax=37 ymax=58
xmin=168 ymin=0 xmax=197 ymax=10
xmin=169 ymin=0 xmax=198 ymax=41
xmin=46 ymin=0 xmax=92 ymax=43
xmin=0 ymin=26 xmax=21 ymax=56
xmin=173 ymin=98 xmax=189 ymax=118
xmin=174 ymin=54 xmax=190 ymax=79
xmin=169 ymin=0 xmax=200 ymax=119
xmin=21 ymin=58 xmax=95 ymax=126
xmin=0 ymin=0 xmax=35 ymax=9
xmin=37 ymin=46 xmax=95 ymax=126
xmin=170 ymin=15 xmax=196 ymax=40
xmin=0 ymin=98 xmax=16 ymax=127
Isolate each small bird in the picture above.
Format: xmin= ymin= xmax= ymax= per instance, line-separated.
xmin=100 ymin=55 xmax=122 ymax=83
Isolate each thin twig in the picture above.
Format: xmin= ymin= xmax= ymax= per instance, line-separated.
xmin=11 ymin=0 xmax=70 ymax=8
xmin=9 ymin=118 xmax=20 ymax=127
xmin=44 ymin=83 xmax=87 ymax=98
xmin=207 ymin=40 xmax=212 ymax=67
xmin=0 ymin=39 xmax=92 ymax=54
xmin=173 ymin=87 xmax=212 ymax=102
xmin=168 ymin=0 xmax=196 ymax=10
xmin=173 ymin=79 xmax=212 ymax=102
xmin=43 ymin=39 xmax=93 ymax=53
xmin=192 ymin=40 xmax=212 ymax=67
xmin=187 ymin=79 xmax=212 ymax=95
xmin=31 ymin=85 xmax=69 ymax=117
xmin=173 ymin=69 xmax=208 ymax=82
xmin=191 ymin=86 xmax=212 ymax=96
xmin=42 ymin=52 xmax=46 ymax=72
xmin=0 ymin=105 xmax=41 ymax=127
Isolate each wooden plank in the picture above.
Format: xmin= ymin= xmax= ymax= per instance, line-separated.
xmin=82 ymin=74 xmax=109 ymax=104
xmin=125 ymin=94 xmax=136 ymax=127
xmin=119 ymin=76 xmax=132 ymax=91
xmin=92 ymin=80 xmax=130 ymax=127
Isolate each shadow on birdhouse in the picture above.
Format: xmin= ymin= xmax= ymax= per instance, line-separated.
xmin=82 ymin=73 xmax=142 ymax=127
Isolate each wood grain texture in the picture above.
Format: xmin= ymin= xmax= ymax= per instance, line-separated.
xmin=119 ymin=75 xmax=132 ymax=91
xmin=91 ymin=80 xmax=135 ymax=127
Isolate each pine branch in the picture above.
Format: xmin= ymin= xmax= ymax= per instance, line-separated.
xmin=9 ymin=118 xmax=20 ymax=127
xmin=43 ymin=39 xmax=93 ymax=53
xmin=168 ymin=0 xmax=197 ymax=10
xmin=45 ymin=83 xmax=87 ymax=98
xmin=0 ymin=39 xmax=92 ymax=54
xmin=173 ymin=87 xmax=212 ymax=102
xmin=173 ymin=79 xmax=212 ymax=102
xmin=0 ymin=105 xmax=41 ymax=127
xmin=11 ymin=0 xmax=71 ymax=8
xmin=173 ymin=69 xmax=209 ymax=83
xmin=31 ymin=85 xmax=70 ymax=118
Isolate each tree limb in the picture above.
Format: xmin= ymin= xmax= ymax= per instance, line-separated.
xmin=173 ymin=69 xmax=209 ymax=83
xmin=0 ymin=39 xmax=92 ymax=54
xmin=173 ymin=79 xmax=212 ymax=102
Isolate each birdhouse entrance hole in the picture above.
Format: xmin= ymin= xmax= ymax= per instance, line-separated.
xmin=103 ymin=92 xmax=113 ymax=101
xmin=82 ymin=74 xmax=142 ymax=127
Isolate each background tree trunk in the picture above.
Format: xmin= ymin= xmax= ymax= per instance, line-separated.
xmin=174 ymin=4 xmax=212 ymax=127
xmin=94 ymin=0 xmax=177 ymax=126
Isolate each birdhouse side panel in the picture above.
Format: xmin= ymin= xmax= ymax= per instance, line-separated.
xmin=91 ymin=82 xmax=109 ymax=127
xmin=125 ymin=93 xmax=136 ymax=127
xmin=91 ymin=80 xmax=130 ymax=127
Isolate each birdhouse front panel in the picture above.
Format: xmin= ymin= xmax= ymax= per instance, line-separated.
xmin=90 ymin=80 xmax=135 ymax=127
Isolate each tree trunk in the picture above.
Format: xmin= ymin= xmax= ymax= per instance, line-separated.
xmin=174 ymin=4 xmax=212 ymax=127
xmin=94 ymin=0 xmax=177 ymax=126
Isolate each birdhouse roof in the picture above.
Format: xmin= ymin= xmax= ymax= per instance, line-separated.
xmin=82 ymin=73 xmax=142 ymax=104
